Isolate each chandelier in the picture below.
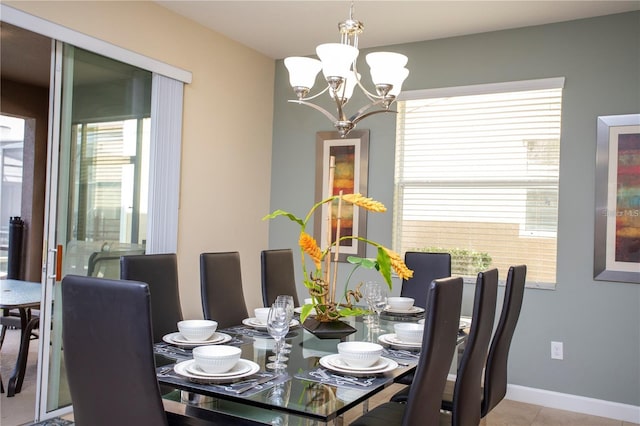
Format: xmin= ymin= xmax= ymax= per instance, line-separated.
xmin=284 ymin=3 xmax=409 ymax=137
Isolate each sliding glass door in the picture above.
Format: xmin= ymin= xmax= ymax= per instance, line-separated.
xmin=39 ymin=42 xmax=151 ymax=417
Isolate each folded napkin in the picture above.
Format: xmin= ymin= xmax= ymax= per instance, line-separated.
xmin=295 ymin=368 xmax=391 ymax=391
xmin=157 ymin=368 xmax=289 ymax=398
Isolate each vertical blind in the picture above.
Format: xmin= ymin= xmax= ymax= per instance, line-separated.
xmin=393 ymin=79 xmax=564 ymax=286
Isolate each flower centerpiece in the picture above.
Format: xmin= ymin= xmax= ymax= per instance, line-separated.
xmin=263 ymin=185 xmax=413 ymax=329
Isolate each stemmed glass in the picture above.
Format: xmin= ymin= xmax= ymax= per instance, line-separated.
xmin=275 ymin=295 xmax=294 ymax=354
xmin=363 ymin=281 xmax=381 ymax=324
xmin=266 ymin=302 xmax=290 ymax=370
xmin=370 ymin=287 xmax=388 ymax=332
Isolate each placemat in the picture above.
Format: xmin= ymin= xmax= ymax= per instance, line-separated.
xmin=220 ymin=325 xmax=299 ymax=339
xmin=295 ymin=367 xmax=391 ymax=390
xmin=381 ymin=347 xmax=421 ymax=362
xmin=156 ymin=367 xmax=289 ymax=398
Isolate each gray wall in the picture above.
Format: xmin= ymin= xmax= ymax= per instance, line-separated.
xmin=269 ymin=12 xmax=640 ymax=405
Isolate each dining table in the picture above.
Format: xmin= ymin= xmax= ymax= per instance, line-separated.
xmin=155 ymin=309 xmax=469 ymax=425
xmin=1 ymin=279 xmax=42 ymax=397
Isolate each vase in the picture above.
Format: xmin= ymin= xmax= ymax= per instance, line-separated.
xmin=302 ymin=317 xmax=356 ymax=340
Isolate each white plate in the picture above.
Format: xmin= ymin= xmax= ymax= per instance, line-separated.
xmin=324 ymin=354 xmax=391 ymax=372
xmin=173 ymin=359 xmax=260 ymax=383
xmin=185 ymin=359 xmax=252 ymax=377
xmin=162 ymin=332 xmax=232 ymax=347
xmin=459 ymin=317 xmax=472 ymax=329
xmin=319 ymin=354 xmax=398 ymax=375
xmin=417 ymin=317 xmax=472 ymax=329
xmin=170 ymin=332 xmax=226 ymax=345
xmin=242 ymin=317 xmax=300 ymax=330
xmin=384 ymin=306 xmax=425 ymax=314
xmin=293 ymin=307 xmax=316 ymax=315
xmin=378 ymin=333 xmax=422 ymax=350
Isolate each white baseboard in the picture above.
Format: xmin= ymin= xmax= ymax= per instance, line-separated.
xmin=505 ymin=384 xmax=640 ymax=424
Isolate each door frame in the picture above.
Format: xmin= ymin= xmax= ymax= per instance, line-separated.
xmin=1 ymin=4 xmax=191 ymax=421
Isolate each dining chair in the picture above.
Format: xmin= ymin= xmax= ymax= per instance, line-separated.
xmin=394 ymin=251 xmax=452 ymax=386
xmin=481 ymin=264 xmax=527 ymax=417
xmin=400 ymin=252 xmax=452 ymax=309
xmin=200 ymin=252 xmax=249 ymax=328
xmin=390 ymin=269 xmax=499 ymax=426
xmin=260 ymin=248 xmax=300 ymax=307
xmin=120 ymin=253 xmax=183 ymax=343
xmin=61 ymin=275 xmax=171 ymax=425
xmin=351 ymin=276 xmax=464 ymax=426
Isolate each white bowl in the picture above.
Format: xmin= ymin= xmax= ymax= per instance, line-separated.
xmin=254 ymin=307 xmax=271 ymax=324
xmin=192 ymin=345 xmax=242 ymax=374
xmin=337 ymin=341 xmax=383 ymax=368
xmin=394 ymin=323 xmax=424 ymax=344
xmin=387 ymin=297 xmax=415 ymax=311
xmin=177 ymin=320 xmax=218 ymax=341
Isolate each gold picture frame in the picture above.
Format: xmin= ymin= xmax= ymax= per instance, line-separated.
xmin=314 ymin=130 xmax=369 ymax=262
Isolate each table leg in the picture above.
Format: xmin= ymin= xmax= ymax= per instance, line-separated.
xmin=7 ymin=315 xmax=39 ymax=397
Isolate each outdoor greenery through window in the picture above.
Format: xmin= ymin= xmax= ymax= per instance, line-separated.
xmin=393 ymin=78 xmax=564 ymax=287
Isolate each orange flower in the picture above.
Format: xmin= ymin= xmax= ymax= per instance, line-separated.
xmin=299 ymin=232 xmax=323 ymax=269
xmin=384 ymin=248 xmax=414 ymax=280
xmin=341 ymin=193 xmax=387 ymax=212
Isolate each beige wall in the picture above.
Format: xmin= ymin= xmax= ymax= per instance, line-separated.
xmin=7 ymin=1 xmax=275 ymax=317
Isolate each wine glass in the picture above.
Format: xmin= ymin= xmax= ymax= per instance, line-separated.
xmin=266 ymin=302 xmax=290 ymax=370
xmin=275 ymin=295 xmax=295 ymax=354
xmin=370 ymin=288 xmax=388 ymax=332
xmin=363 ymin=281 xmax=381 ymax=324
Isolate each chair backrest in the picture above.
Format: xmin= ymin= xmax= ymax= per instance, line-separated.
xmin=400 ymin=252 xmax=452 ymax=309
xmin=120 ymin=253 xmax=183 ymax=343
xmin=451 ymin=268 xmax=499 ymax=426
xmin=482 ymin=264 xmax=527 ymax=417
xmin=61 ymin=275 xmax=168 ymax=426
xmin=88 ymin=249 xmax=145 ymax=278
xmin=261 ymin=249 xmax=300 ymax=307
xmin=402 ymin=276 xmax=463 ymax=426
xmin=200 ymin=252 xmax=249 ymax=328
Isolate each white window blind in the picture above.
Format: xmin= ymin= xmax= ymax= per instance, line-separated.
xmin=393 ymin=79 xmax=564 ymax=287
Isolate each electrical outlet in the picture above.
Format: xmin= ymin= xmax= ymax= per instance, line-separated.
xmin=551 ymin=341 xmax=563 ymax=360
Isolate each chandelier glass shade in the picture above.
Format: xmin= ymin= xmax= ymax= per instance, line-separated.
xmin=284 ymin=5 xmax=409 ymax=137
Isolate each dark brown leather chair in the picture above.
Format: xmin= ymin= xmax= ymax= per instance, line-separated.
xmin=200 ymin=252 xmax=249 ymax=328
xmin=351 ymin=276 xmax=464 ymax=426
xmin=120 ymin=253 xmax=183 ymax=343
xmin=260 ymin=248 xmax=300 ymax=307
xmin=481 ymin=264 xmax=527 ymax=417
xmin=395 ymin=251 xmax=452 ymax=385
xmin=400 ymin=252 xmax=451 ymax=310
xmin=61 ymin=275 xmax=170 ymax=425
xmin=391 ymin=269 xmax=499 ymax=426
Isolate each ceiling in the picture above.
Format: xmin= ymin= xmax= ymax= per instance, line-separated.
xmin=2 ymin=1 xmax=639 ymax=88
xmin=156 ymin=1 xmax=640 ymax=59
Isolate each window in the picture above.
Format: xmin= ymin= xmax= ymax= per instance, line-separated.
xmin=393 ymin=78 xmax=564 ymax=287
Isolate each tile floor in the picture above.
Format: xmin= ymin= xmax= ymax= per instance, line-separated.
xmin=1 ymin=328 xmax=637 ymax=426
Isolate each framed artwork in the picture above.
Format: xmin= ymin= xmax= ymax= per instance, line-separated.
xmin=314 ymin=130 xmax=369 ymax=262
xmin=594 ymin=113 xmax=640 ymax=283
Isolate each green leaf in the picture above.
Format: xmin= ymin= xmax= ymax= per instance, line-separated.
xmin=346 ymin=256 xmax=377 ymax=269
xmin=299 ymin=304 xmax=313 ymax=323
xmin=262 ymin=209 xmax=304 ymax=227
xmin=338 ymin=306 xmax=370 ymax=317
xmin=376 ymin=247 xmax=393 ymax=289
